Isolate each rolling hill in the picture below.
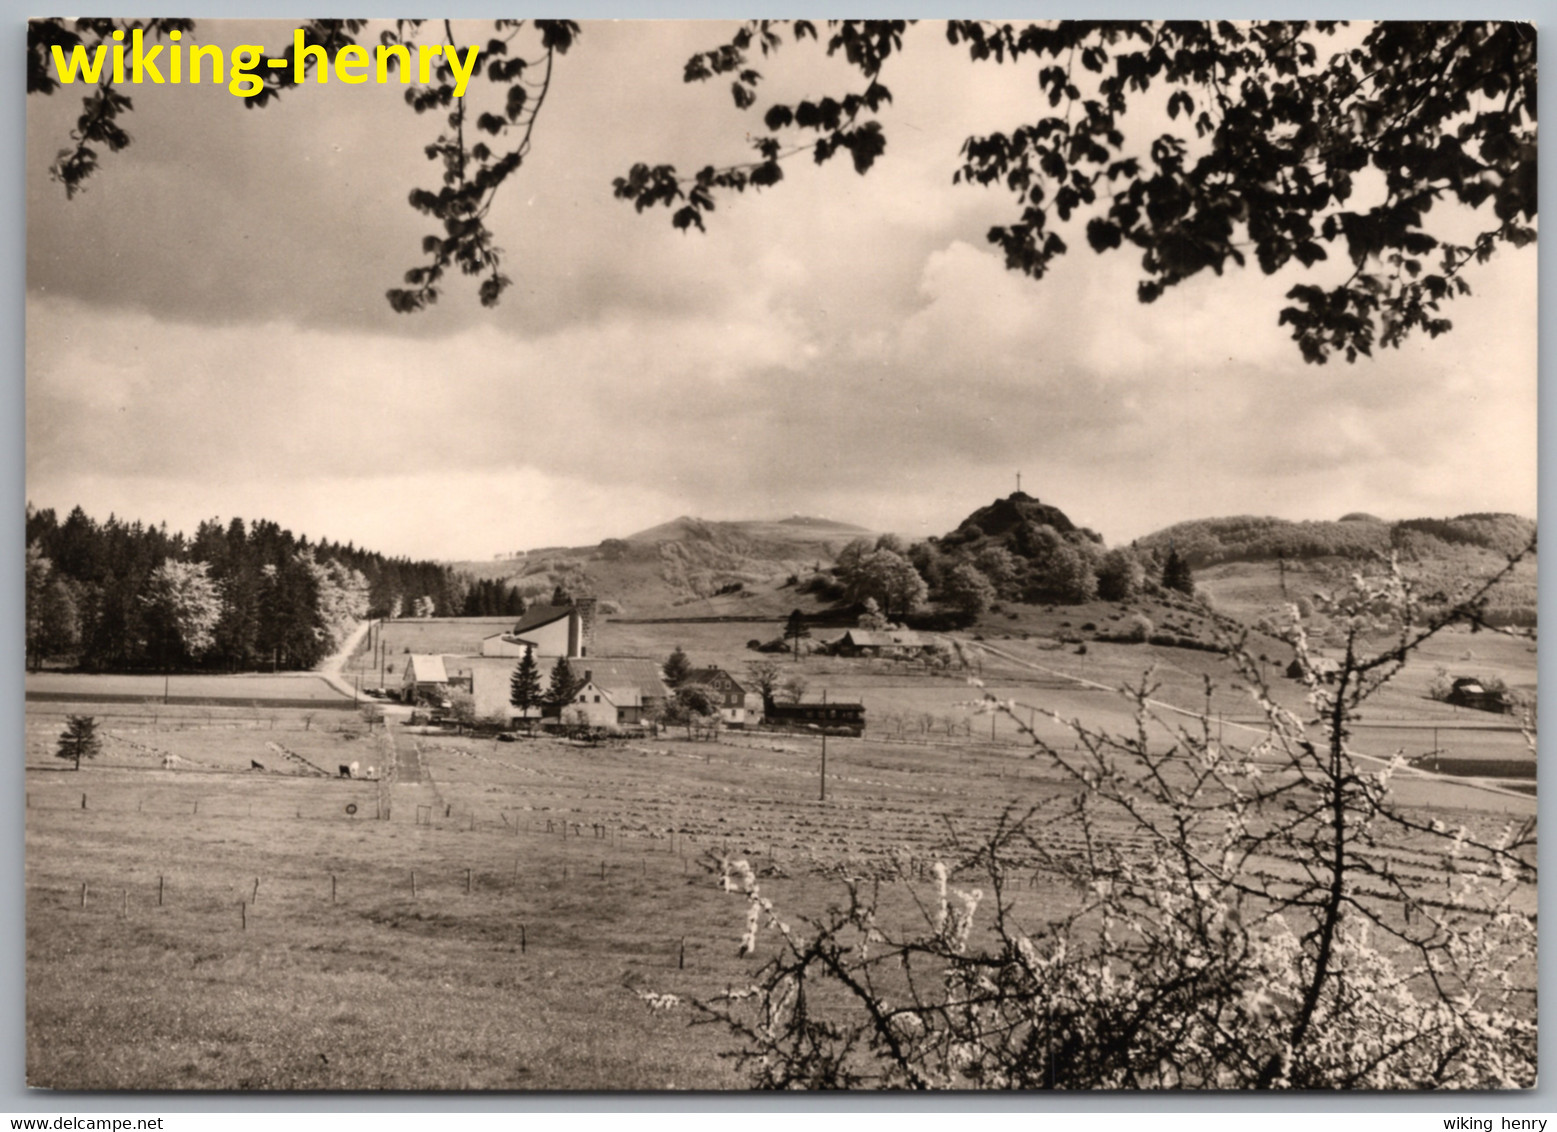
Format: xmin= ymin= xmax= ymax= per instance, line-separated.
xmin=1137 ymin=512 xmax=1537 ymax=626
xmin=449 ymin=515 xmax=879 ymax=618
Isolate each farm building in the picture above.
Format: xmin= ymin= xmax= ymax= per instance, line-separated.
xmin=763 ymin=699 xmax=866 ymax=736
xmin=684 ymin=666 xmax=753 ymax=727
xmin=461 ymin=654 xmax=667 ymax=727
xmin=1286 ymin=655 xmax=1341 ymax=683
xmin=400 ymin=654 xmax=450 ymax=704
xmin=1446 ymin=677 xmax=1514 ymax=714
xmin=477 ymin=632 xmax=544 ymax=658
xmin=479 ymin=599 xmax=597 ymax=659
xmin=830 ymin=628 xmax=942 ymax=658
xmin=564 ymin=681 xmax=625 ymax=729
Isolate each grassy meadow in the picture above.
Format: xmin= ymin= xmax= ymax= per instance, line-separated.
xmin=25 ymin=607 xmax=1536 ymax=1089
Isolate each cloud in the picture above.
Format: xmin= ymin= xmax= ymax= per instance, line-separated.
xmin=25 ymin=21 xmax=1537 ymax=557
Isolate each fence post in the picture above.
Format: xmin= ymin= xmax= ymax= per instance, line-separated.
xmin=331 ymin=874 xmax=337 ymax=904
xmin=81 ymin=793 xmax=87 ymax=810
xmin=240 ymin=900 xmax=246 ymax=931
xmin=79 ymin=882 xmax=87 ymax=909
xmin=679 ymin=937 xmax=685 ymax=970
xmin=251 ymin=877 xmax=260 ymax=903
xmin=121 ymin=889 xmax=127 ymax=917
xmin=520 ymin=923 xmax=526 ymax=954
xmin=411 ymin=870 xmax=419 ymax=898
xmin=158 ymin=875 xmax=164 ymax=906
xmin=465 ymin=867 xmax=472 ymax=895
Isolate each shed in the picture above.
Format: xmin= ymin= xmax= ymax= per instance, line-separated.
xmin=401 ymin=654 xmax=450 ymax=704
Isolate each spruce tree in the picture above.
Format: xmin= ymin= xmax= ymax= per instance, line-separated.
xmin=56 ymin=714 xmax=101 ymax=771
xmin=783 ymin=609 xmax=811 ymax=661
xmin=544 ymin=655 xmax=583 ymax=712
xmin=1162 ymin=547 xmax=1195 ymax=596
xmin=663 ymin=645 xmax=691 ymax=688
xmin=509 ymin=646 xmax=543 ymax=727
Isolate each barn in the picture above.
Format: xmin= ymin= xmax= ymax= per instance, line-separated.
xmin=831 ymin=629 xmax=939 ymax=659
xmin=1446 ymin=677 xmax=1514 ymax=714
xmin=763 ymin=699 xmax=866 ymax=736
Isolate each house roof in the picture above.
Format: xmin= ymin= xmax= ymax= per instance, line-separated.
xmin=480 ymin=632 xmax=543 ymax=651
xmin=842 ymin=629 xmax=932 ymax=648
xmin=767 ymin=699 xmax=866 ymax=713
xmin=574 ymin=681 xmax=619 ymax=706
xmin=685 ymin=667 xmax=746 ymax=694
xmin=405 ymin=654 xmax=448 ymax=683
xmin=509 ymin=604 xmax=576 ymax=636
xmin=572 ymin=658 xmax=669 ymax=699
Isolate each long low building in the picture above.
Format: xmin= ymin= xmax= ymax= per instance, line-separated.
xmin=763 ymin=699 xmax=866 ymax=736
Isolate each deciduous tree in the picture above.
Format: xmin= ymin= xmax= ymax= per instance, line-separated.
xmin=743 ymin=659 xmax=782 ymax=709
xmin=140 ymin=558 xmax=223 ymax=668
xmin=855 ymin=597 xmax=889 ymax=631
xmin=617 ymin=20 xmax=1535 ymax=364
xmin=1096 ymin=546 xmax=1146 ymax=601
xmin=942 ymin=561 xmax=997 ymax=622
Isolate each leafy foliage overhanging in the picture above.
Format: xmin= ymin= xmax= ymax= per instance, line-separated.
xmin=28 ymin=20 xmax=1535 ymax=362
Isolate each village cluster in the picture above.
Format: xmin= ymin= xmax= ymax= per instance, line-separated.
xmin=385 ymin=599 xmax=960 ymax=738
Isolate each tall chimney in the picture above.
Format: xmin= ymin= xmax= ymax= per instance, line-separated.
xmin=575 ymin=596 xmax=598 ymax=657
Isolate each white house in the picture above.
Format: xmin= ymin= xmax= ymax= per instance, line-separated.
xmin=565 ymin=681 xmax=621 ymax=729
xmin=462 ymin=654 xmax=668 ymax=727
xmin=401 ymin=654 xmax=449 ymax=704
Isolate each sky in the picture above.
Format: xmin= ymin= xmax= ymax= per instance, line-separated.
xmin=25 ymin=20 xmax=1538 ymax=561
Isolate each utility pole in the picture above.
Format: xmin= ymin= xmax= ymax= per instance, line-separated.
xmin=819 ymin=689 xmax=828 ymax=802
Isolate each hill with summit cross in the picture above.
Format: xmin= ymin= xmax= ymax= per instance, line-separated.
xmin=449 ymin=497 xmax=1534 ymax=629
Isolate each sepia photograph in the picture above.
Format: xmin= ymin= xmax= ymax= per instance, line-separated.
xmin=23 ymin=19 xmax=1537 ymax=1091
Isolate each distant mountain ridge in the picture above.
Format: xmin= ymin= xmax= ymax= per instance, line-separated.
xmin=1136 ymin=512 xmax=1536 ymax=568
xmin=451 ymin=513 xmax=878 ymax=617
xmin=625 ymin=515 xmax=870 ymax=546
